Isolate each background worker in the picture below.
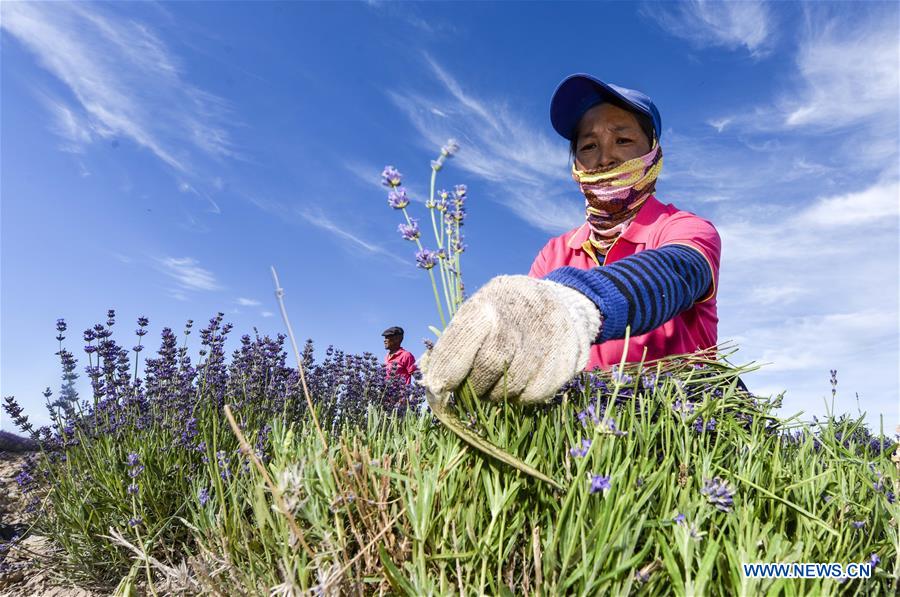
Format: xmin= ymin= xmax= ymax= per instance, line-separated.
xmin=421 ymin=73 xmax=720 ymax=403
xmin=382 ymin=326 xmax=417 ymax=384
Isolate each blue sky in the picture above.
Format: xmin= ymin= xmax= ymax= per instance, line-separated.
xmin=2 ymin=1 xmax=898 ymax=431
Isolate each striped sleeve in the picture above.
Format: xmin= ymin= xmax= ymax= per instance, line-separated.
xmin=543 ymin=245 xmax=713 ymax=343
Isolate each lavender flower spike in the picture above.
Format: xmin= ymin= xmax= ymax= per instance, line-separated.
xmin=569 ymin=438 xmax=592 ymax=458
xmin=589 ymin=474 xmax=611 ymax=494
xmin=700 ymin=476 xmax=735 ymax=512
xmin=381 ymin=165 xmax=402 ymax=188
xmin=398 ymin=218 xmax=420 ymax=241
xmin=387 ymin=187 xmax=410 ymax=209
xmin=416 ymin=249 xmax=438 ymax=270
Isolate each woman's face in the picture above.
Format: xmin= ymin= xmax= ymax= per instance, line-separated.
xmin=574 ymin=103 xmax=652 ymax=171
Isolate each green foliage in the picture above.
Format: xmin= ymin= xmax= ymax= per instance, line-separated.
xmin=16 ymin=355 xmax=898 ymax=595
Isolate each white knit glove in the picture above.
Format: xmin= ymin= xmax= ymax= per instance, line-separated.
xmin=419 ymin=275 xmax=602 ymax=404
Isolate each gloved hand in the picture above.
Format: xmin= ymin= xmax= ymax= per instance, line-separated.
xmin=419 ymin=275 xmax=602 ymax=403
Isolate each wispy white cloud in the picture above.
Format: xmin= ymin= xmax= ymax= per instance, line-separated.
xmin=178 ymin=180 xmax=221 ymax=214
xmin=38 ymin=94 xmax=93 ymax=153
xmin=642 ymin=0 xmax=775 ymax=57
xmin=1 ymin=2 xmax=236 ymax=174
xmin=388 ymin=55 xmax=582 ymax=234
xmin=779 ymin=8 xmax=899 ymax=131
xmin=363 ymin=1 xmax=459 ymax=37
xmin=748 ymin=285 xmax=806 ymax=307
xmin=260 ymin=311 xmax=274 ymax=318
xmin=737 ymin=306 xmax=898 ymax=426
xmin=717 ymin=180 xmax=899 ymax=267
xmin=157 ymin=257 xmax=221 ymax=291
xmin=707 ymin=117 xmax=733 ymax=133
xmin=704 ymin=4 xmax=899 ymax=176
xmin=794 ymin=182 xmax=899 ymax=229
xmin=237 ymin=297 xmax=261 ymax=307
xmin=716 ymin=178 xmax=899 ymax=422
xmin=296 ymin=207 xmax=409 ymax=266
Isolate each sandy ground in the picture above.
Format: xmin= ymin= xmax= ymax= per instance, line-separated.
xmin=0 ymin=451 xmax=96 ymax=597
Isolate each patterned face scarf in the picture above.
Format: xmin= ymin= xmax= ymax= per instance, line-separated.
xmin=572 ymin=142 xmax=663 ymax=255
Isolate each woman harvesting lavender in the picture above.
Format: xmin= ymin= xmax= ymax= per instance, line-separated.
xmin=421 ymin=73 xmax=719 ymax=403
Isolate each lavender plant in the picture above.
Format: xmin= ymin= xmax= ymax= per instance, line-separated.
xmin=1 ymin=315 xmax=897 ymax=594
xmin=0 ymin=314 xmax=421 ymax=585
xmin=183 ymin=356 xmax=899 ymax=595
xmin=382 ymin=138 xmax=466 ymax=330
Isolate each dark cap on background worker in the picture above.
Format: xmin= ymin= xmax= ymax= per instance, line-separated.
xmin=382 ymin=326 xmax=417 ymax=384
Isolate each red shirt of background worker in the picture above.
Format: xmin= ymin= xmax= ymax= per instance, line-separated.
xmin=382 ymin=326 xmax=417 ymax=384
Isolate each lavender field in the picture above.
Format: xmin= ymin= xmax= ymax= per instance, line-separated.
xmin=0 ymin=307 xmax=897 ymax=595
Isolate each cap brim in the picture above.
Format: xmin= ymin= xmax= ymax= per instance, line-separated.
xmin=550 ymin=74 xmax=652 ymax=141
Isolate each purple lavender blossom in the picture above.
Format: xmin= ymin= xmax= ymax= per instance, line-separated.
xmin=127 ymin=453 xmax=140 ymax=467
xmin=198 ymin=487 xmax=210 ymax=506
xmin=611 ymin=370 xmax=633 ymax=385
xmin=589 ymin=474 xmax=611 ymax=494
xmin=673 ymin=513 xmax=686 ymax=525
xmin=869 ymin=553 xmax=880 ymax=567
xmin=398 ymin=218 xmax=420 ymax=241
xmin=694 ymin=416 xmax=717 ymax=434
xmin=600 ymin=417 xmax=626 ymax=437
xmin=569 ymin=438 xmax=592 ymax=458
xmin=128 ymin=516 xmax=142 ymax=528
xmin=577 ymin=403 xmax=600 ymax=427
xmin=641 ymin=372 xmax=658 ymax=388
xmin=381 ymin=166 xmax=402 ymax=188
xmin=387 ymin=187 xmax=410 ymax=209
xmin=673 ymin=400 xmax=695 ymax=418
xmin=700 ymin=477 xmax=735 ymax=512
xmin=127 ymin=483 xmax=138 ymax=495
xmin=14 ymin=470 xmax=34 ymax=492
xmin=216 ymin=450 xmax=231 ymax=480
xmin=415 ymin=249 xmax=438 ymax=270
xmin=4 ymin=396 xmax=34 ymax=436
xmin=851 ymin=520 xmax=866 ymax=529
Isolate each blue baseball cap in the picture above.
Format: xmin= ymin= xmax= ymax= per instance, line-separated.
xmin=550 ymin=73 xmax=661 ymax=142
